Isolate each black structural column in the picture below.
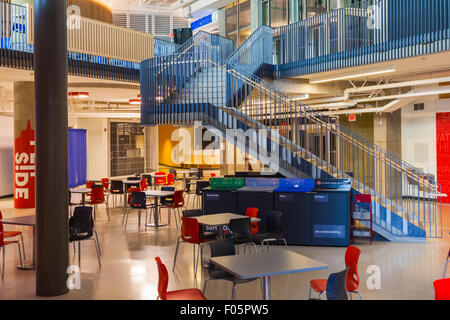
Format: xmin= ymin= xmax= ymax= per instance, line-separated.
xmin=34 ymin=0 xmax=69 ymax=297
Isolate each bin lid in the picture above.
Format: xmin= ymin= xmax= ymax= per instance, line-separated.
xmin=204 ymin=177 xmax=245 ymax=191
xmin=314 ymin=179 xmax=352 ymax=191
xmin=239 ymin=178 xmax=280 ymax=192
xmin=274 ymin=179 xmax=316 ymax=193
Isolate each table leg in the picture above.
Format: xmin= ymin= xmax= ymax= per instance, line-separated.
xmin=18 ymin=226 xmax=35 ymax=270
xmin=81 ymin=193 xmax=86 ymax=206
xmin=261 ymin=276 xmax=271 ymax=300
xmin=145 ymin=197 xmax=168 ymax=228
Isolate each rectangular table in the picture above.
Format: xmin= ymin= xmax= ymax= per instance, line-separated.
xmin=210 ymin=250 xmax=327 ymax=300
xmin=70 ymin=188 xmax=92 ymax=206
xmin=2 ymin=215 xmax=36 ymax=270
xmin=195 ymin=213 xmax=260 ymax=237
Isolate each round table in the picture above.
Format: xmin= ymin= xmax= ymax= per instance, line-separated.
xmin=144 ymin=190 xmax=174 ymax=228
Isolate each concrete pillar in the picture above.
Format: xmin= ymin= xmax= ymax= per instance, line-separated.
xmin=250 ymin=0 xmax=262 ymax=32
xmin=374 ymin=111 xmax=402 ymax=201
xmin=218 ymin=8 xmax=226 ymax=38
xmin=13 ymin=81 xmax=35 ymax=209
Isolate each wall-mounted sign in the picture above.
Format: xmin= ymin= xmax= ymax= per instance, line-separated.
xmin=190 ymin=12 xmax=218 ymax=31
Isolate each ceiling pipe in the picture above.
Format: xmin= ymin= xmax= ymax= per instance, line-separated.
xmin=306 ymin=76 xmax=450 ymax=105
xmin=307 ymin=85 xmax=450 ymax=110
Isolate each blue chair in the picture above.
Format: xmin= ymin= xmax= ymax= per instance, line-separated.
xmin=310 ymin=267 xmax=349 ymax=300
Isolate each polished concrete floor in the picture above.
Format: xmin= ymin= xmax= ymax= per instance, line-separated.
xmin=0 ymin=194 xmax=449 ymax=300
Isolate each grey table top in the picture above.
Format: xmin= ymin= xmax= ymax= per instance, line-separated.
xmin=210 ymin=250 xmax=327 ymax=280
xmin=70 ymin=188 xmax=92 ymax=193
xmin=144 ymin=190 xmax=174 ymax=197
xmin=2 ymin=215 xmax=36 ymax=226
xmin=195 ymin=213 xmax=260 ymax=226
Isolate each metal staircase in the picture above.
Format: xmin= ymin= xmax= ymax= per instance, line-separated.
xmin=141 ymin=22 xmax=444 ymax=242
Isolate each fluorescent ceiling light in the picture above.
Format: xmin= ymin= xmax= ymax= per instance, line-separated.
xmin=310 ymin=67 xmax=396 ymax=84
xmin=292 ymin=94 xmax=310 ymax=101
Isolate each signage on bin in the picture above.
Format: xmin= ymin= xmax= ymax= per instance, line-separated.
xmin=205 ymin=193 xmax=220 ymax=200
xmin=314 ymin=194 xmax=329 ymax=203
xmin=313 ymin=225 xmax=345 ymax=239
xmin=278 ymin=193 xmax=293 ymax=202
xmin=14 ymin=121 xmax=35 ymax=209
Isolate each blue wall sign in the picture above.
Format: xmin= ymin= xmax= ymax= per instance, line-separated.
xmin=190 ymin=12 xmax=217 ymax=31
xmin=313 ymin=225 xmax=346 ymax=239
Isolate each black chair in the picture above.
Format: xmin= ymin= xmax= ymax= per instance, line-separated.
xmin=160 ymin=186 xmax=175 ymax=206
xmin=252 ymin=211 xmax=288 ymax=251
xmin=184 ymin=179 xmax=197 ymax=208
xmin=123 ymin=192 xmax=154 ymax=230
xmin=194 ymin=180 xmax=210 ymax=209
xmin=203 ymin=238 xmax=262 ymax=300
xmin=228 ymin=218 xmax=257 ymax=254
xmin=310 ymin=268 xmax=349 ymax=300
xmin=69 ymin=206 xmax=101 ymax=267
xmin=142 ymin=174 xmax=153 ymax=189
xmin=110 ymin=180 xmax=124 ymax=207
xmin=182 ymin=209 xmax=203 ymax=218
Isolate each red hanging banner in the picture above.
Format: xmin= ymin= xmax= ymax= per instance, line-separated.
xmin=14 ymin=120 xmax=35 ymax=209
xmin=436 ymin=112 xmax=450 ymax=204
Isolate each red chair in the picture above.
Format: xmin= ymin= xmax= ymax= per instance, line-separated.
xmin=434 ymin=279 xmax=450 ymax=300
xmin=309 ymin=246 xmax=362 ymax=300
xmin=101 ymin=178 xmax=109 ymax=191
xmin=443 ymin=248 xmax=450 ymax=279
xmin=86 ymin=181 xmax=95 ymax=199
xmin=173 ymin=217 xmax=217 ymax=275
xmin=155 ymin=172 xmax=167 ymax=186
xmin=165 ymin=173 xmax=175 ymax=186
xmin=245 ymin=207 xmax=260 ymax=235
xmin=0 ymin=220 xmax=23 ymax=279
xmin=101 ymin=178 xmax=110 ymax=206
xmin=155 ymin=257 xmax=207 ymax=300
xmin=140 ymin=178 xmax=148 ymax=191
xmin=161 ymin=190 xmax=184 ymax=229
xmin=87 ymin=187 xmax=110 ymax=221
xmin=0 ymin=211 xmax=26 ymax=259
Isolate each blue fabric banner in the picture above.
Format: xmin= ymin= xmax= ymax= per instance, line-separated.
xmin=68 ymin=129 xmax=87 ymax=188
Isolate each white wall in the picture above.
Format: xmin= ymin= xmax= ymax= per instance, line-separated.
xmin=401 ymin=96 xmax=450 ymax=178
xmin=77 ymin=118 xmax=109 ymax=181
xmin=0 ymin=116 xmax=13 ymax=197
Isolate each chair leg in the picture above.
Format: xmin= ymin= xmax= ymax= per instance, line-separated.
xmin=15 ymin=242 xmax=23 ymax=268
xmin=172 ymin=236 xmax=181 ymax=271
xmin=444 ymin=257 xmax=449 ymax=279
xmin=202 ymin=278 xmax=210 ymax=294
xmin=350 ymin=291 xmax=363 ymax=300
xmin=20 ymin=234 xmax=26 ymax=264
xmin=308 ymin=285 xmax=312 ymax=299
xmin=94 ymin=230 xmax=101 ymax=256
xmin=138 ymin=209 xmax=141 ymax=229
xmin=92 ymin=239 xmax=101 ymax=268
xmin=231 ymin=283 xmax=237 ymax=300
xmin=105 ymin=202 xmax=110 ymax=221
xmin=78 ymin=241 xmax=81 ymax=267
xmin=1 ymin=247 xmax=4 ymax=279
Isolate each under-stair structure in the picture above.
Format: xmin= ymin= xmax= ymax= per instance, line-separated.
xmin=141 ymin=0 xmax=449 ymax=242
